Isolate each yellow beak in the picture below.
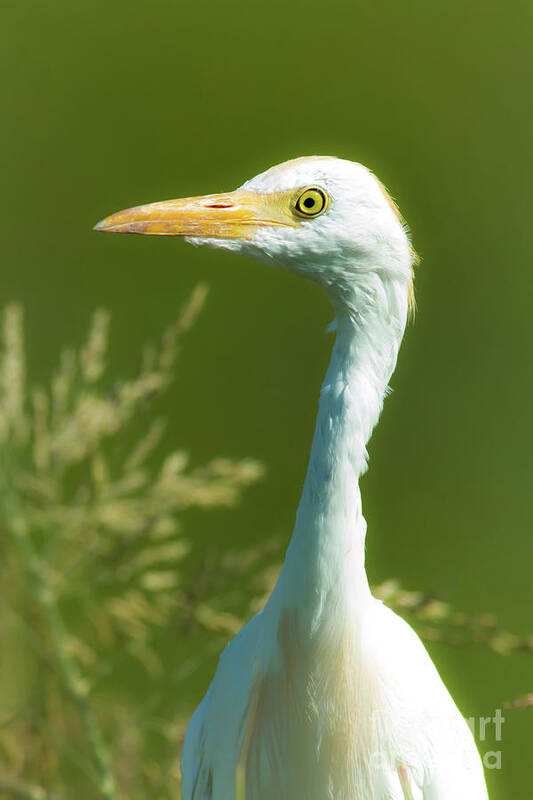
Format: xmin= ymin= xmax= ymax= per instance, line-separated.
xmin=93 ymin=189 xmax=297 ymax=239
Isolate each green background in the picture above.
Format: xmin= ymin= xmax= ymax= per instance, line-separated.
xmin=2 ymin=0 xmax=532 ymax=796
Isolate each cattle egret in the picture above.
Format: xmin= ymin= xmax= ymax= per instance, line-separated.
xmin=95 ymin=157 xmax=488 ymax=799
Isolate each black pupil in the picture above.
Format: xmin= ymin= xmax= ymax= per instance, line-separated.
xmin=303 ymin=196 xmax=316 ymax=209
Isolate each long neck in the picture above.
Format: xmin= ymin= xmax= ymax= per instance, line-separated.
xmin=269 ymin=276 xmax=408 ymax=626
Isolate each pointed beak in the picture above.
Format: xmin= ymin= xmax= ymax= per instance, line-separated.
xmin=93 ymin=189 xmax=296 ymax=239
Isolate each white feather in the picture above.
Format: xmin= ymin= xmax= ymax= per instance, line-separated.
xmin=181 ymin=157 xmax=488 ymax=799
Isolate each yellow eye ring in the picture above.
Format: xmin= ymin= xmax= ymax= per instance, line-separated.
xmin=293 ymin=187 xmax=329 ymax=218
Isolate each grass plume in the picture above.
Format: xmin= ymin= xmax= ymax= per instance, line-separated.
xmin=0 ymin=293 xmax=529 ymax=799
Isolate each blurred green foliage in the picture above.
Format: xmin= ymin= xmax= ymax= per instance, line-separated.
xmin=1 ymin=0 xmax=533 ymax=797
xmin=0 ymin=300 xmax=531 ymax=799
xmin=0 ymin=294 xmax=267 ymax=798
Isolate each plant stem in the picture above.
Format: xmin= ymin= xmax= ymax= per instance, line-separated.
xmin=8 ymin=514 xmax=119 ymax=800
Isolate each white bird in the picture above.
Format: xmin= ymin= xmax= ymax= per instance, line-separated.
xmin=95 ymin=157 xmax=488 ymax=800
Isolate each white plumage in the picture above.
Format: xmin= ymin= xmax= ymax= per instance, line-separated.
xmin=96 ymin=156 xmax=488 ymax=800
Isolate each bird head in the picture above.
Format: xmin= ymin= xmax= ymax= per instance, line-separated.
xmin=94 ymin=156 xmax=415 ymax=316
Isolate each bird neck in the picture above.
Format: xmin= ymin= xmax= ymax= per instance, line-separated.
xmin=271 ymin=275 xmax=409 ymax=627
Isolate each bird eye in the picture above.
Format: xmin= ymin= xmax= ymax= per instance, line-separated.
xmin=293 ymin=187 xmax=329 ymax=218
